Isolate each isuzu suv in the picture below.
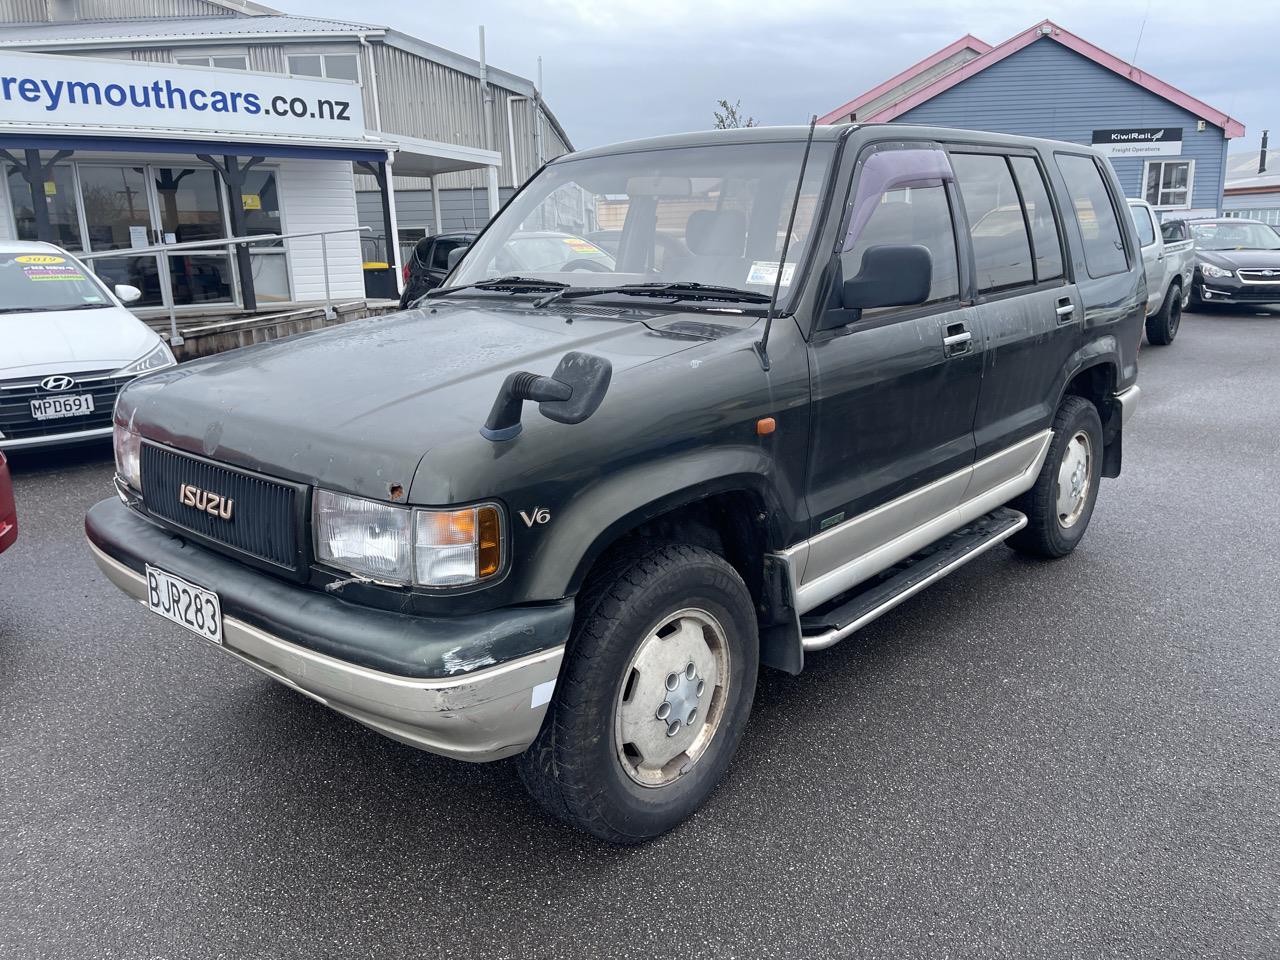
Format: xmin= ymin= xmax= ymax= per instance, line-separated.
xmin=87 ymin=125 xmax=1143 ymax=843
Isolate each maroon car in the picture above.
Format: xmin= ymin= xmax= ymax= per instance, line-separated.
xmin=0 ymin=452 xmax=16 ymax=554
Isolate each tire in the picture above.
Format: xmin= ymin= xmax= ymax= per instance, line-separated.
xmin=1006 ymin=395 xmax=1104 ymax=559
xmin=517 ymin=542 xmax=759 ymax=844
xmin=1146 ymin=283 xmax=1182 ymax=345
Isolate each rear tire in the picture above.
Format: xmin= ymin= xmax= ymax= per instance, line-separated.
xmin=1146 ymin=283 xmax=1182 ymax=345
xmin=1006 ymin=395 xmax=1103 ymax=559
xmin=518 ymin=543 xmax=758 ymax=844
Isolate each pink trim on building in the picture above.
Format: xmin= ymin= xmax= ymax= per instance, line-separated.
xmin=816 ymin=34 xmax=992 ymax=125
xmin=822 ymin=20 xmax=1246 ymax=139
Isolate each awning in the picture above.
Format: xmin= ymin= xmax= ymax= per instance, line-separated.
xmin=384 ymin=132 xmax=501 ymax=178
xmin=0 ymin=123 xmax=395 ymax=163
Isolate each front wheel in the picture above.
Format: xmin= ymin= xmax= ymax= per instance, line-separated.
xmin=1006 ymin=395 xmax=1103 ymax=559
xmin=1146 ymin=283 xmax=1182 ymax=345
xmin=518 ymin=543 xmax=758 ymax=844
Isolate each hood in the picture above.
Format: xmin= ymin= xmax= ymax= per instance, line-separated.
xmin=1197 ymin=249 xmax=1280 ymax=270
xmin=121 ymin=299 xmax=734 ymax=500
xmin=0 ymin=305 xmax=159 ymax=378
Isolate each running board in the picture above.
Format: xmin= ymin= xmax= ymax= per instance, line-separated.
xmin=799 ymin=507 xmax=1027 ymax=652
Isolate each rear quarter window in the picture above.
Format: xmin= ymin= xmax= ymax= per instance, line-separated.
xmin=1055 ymin=154 xmax=1129 ymax=279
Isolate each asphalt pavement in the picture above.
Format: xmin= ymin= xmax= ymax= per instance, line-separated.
xmin=2 ymin=306 xmax=1278 ymax=959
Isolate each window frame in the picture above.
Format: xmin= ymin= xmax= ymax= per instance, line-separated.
xmin=949 ymin=150 xmax=1037 ymax=296
xmin=943 ymin=142 xmax=1070 ymax=304
xmin=826 ymin=139 xmax=968 ymax=333
xmin=1131 ymin=203 xmax=1158 ymax=248
xmin=173 ymin=49 xmax=250 ymax=71
xmin=1054 ymin=150 xmax=1133 ymax=281
xmin=286 ymin=51 xmax=361 ymax=83
xmin=1142 ymin=159 xmax=1195 ymax=210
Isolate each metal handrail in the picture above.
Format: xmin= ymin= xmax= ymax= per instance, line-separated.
xmin=76 ymin=225 xmax=373 ymax=344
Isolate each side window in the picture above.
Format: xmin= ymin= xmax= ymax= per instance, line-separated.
xmin=951 ymin=153 xmax=1034 ymax=292
xmin=1161 ymin=219 xmax=1187 ymax=242
xmin=843 ymin=183 xmax=960 ymax=312
xmin=1131 ymin=206 xmax=1156 ymax=246
xmin=1055 ymin=154 xmax=1128 ymax=279
xmin=1009 ymin=155 xmax=1065 ymax=282
xmin=431 ymin=239 xmax=467 ymax=271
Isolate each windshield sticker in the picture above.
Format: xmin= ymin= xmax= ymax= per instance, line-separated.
xmin=747 ymin=261 xmax=796 ymax=286
xmin=563 ymin=238 xmax=601 ymax=254
xmin=22 ymin=263 xmax=87 ymax=282
xmin=15 ymin=254 xmax=66 ymax=265
xmin=82 ymin=295 xmax=104 ymax=302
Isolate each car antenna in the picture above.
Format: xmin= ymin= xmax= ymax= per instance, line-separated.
xmin=754 ymin=114 xmax=818 ymax=372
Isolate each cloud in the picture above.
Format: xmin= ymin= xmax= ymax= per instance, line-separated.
xmin=303 ymin=0 xmax=1277 ymax=151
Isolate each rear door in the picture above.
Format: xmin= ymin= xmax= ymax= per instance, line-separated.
xmin=949 ymin=147 xmax=1080 ymax=472
xmin=803 ymin=142 xmax=983 ymax=566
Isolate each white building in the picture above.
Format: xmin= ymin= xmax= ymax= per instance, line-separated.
xmin=0 ymin=0 xmax=572 ymax=327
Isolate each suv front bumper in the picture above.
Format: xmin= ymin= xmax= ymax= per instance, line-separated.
xmin=86 ymin=497 xmax=572 ymax=762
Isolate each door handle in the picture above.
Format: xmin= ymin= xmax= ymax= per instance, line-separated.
xmin=942 ymin=323 xmax=972 ymax=357
xmin=1055 ymin=297 xmax=1076 ymax=324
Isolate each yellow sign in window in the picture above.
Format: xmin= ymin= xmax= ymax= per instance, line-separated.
xmin=241 ymin=194 xmax=262 ymax=210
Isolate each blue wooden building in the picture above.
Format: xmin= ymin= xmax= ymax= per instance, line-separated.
xmin=821 ymin=21 xmax=1245 ymax=218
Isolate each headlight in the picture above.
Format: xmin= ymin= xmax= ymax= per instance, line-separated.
xmin=113 ymin=422 xmax=142 ymax=491
xmin=115 ymin=342 xmax=176 ymax=378
xmin=1201 ymin=263 xmax=1234 ymax=280
xmin=313 ymin=490 xmax=503 ymax=588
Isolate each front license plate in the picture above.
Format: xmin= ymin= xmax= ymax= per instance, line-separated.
xmin=30 ymin=394 xmax=95 ymax=420
xmin=145 ymin=565 xmax=223 ymax=644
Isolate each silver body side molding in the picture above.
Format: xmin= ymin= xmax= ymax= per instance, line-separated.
xmin=780 ymin=430 xmax=1053 ymax=615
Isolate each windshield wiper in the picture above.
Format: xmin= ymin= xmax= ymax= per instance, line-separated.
xmin=427 ymin=276 xmax=569 ymax=298
xmin=0 ymin=304 xmax=105 ymax=314
xmin=534 ymin=281 xmax=772 ymax=309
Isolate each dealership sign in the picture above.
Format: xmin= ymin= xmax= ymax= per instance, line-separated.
xmin=0 ymin=51 xmax=366 ymax=139
xmin=1091 ymin=127 xmax=1183 ymax=158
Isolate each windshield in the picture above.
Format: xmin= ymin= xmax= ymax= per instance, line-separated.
xmin=1190 ymin=221 xmax=1280 ymax=251
xmin=450 ymin=140 xmax=836 ymax=304
xmin=0 ymin=252 xmax=113 ymax=313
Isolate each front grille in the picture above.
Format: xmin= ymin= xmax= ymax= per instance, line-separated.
xmin=141 ymin=442 xmax=307 ymax=576
xmin=1236 ymin=269 xmax=1280 ymax=284
xmin=0 ymin=369 xmax=123 ymax=441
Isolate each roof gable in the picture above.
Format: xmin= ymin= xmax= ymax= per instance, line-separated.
xmin=824 ymin=20 xmax=1244 ymax=139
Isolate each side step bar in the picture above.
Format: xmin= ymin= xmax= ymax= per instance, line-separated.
xmin=799 ymin=507 xmax=1027 ymax=652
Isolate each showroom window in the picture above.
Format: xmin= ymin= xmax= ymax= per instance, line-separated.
xmin=1143 ymin=160 xmax=1193 ymax=209
xmin=287 ymin=53 xmax=360 ymax=82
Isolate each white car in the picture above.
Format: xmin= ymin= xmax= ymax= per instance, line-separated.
xmin=0 ymin=241 xmax=175 ymax=452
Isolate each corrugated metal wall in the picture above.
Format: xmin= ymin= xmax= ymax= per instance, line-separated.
xmin=277 ymin=159 xmax=365 ymax=301
xmin=246 ymin=44 xmax=285 ymax=74
xmin=74 ymin=0 xmax=232 ymax=18
xmin=894 ymin=38 xmax=1230 ymax=213
xmin=0 ymin=0 xmax=49 ymax=23
xmin=355 ymin=186 xmax=517 ymax=241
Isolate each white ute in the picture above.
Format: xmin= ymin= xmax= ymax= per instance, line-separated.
xmin=1128 ymin=199 xmax=1196 ymax=345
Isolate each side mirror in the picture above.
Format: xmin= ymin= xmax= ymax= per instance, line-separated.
xmin=841 ymin=244 xmax=932 ymax=311
xmin=446 ymin=245 xmax=469 ymax=271
xmin=114 ymin=283 xmax=142 ymax=304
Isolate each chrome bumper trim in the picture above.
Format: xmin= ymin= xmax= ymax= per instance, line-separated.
xmin=0 ymin=425 xmax=113 ymax=451
xmin=88 ymin=539 xmax=562 ymax=762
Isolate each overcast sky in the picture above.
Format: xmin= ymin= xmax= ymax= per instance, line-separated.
xmin=304 ymin=0 xmax=1274 ymax=159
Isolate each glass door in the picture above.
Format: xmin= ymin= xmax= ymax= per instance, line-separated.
xmin=151 ymin=166 xmax=235 ymax=305
xmin=78 ymin=165 xmax=163 ymax=307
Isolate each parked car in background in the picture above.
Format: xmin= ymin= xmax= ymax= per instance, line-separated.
xmin=400 ymin=232 xmax=478 ymax=308
xmin=1186 ymin=218 xmax=1280 ymax=308
xmin=1127 ymin=200 xmax=1195 ymax=344
xmin=88 ymin=125 xmax=1143 ymax=843
xmin=1 ymin=242 xmax=176 ymax=453
xmin=0 ymin=451 xmax=15 ymax=554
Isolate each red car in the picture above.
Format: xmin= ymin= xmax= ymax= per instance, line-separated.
xmin=0 ymin=452 xmax=16 ymax=553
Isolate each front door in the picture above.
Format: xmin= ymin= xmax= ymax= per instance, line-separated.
xmin=79 ymin=164 xmax=236 ymax=310
xmin=803 ymin=144 xmax=984 ymax=587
